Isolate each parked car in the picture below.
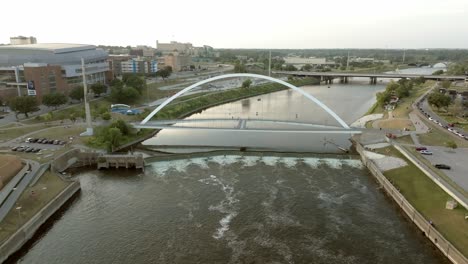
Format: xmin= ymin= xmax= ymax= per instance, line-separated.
xmin=32 ymin=148 xmax=41 ymax=153
xmin=25 ymin=147 xmax=34 ymax=152
xmin=11 ymin=146 xmax=19 ymax=151
xmin=17 ymin=146 xmax=26 ymax=152
xmin=419 ymin=150 xmax=433 ymax=155
xmin=448 ymin=123 xmax=455 ymax=127
xmin=428 ymin=117 xmax=434 ymax=121
xmin=434 ymin=164 xmax=451 ymax=170
xmin=415 ymin=147 xmax=427 ymax=151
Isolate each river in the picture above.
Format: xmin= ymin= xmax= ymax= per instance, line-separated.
xmin=12 ymin=67 xmax=449 ymax=264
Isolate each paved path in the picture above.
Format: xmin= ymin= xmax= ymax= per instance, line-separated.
xmin=0 ymin=159 xmax=40 ymax=222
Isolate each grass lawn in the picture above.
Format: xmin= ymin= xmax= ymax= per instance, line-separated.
xmin=378 ymin=119 xmax=415 ymax=131
xmin=384 ymin=164 xmax=468 ymax=257
xmin=0 ymin=124 xmax=53 ymax=142
xmin=395 ymin=135 xmax=414 ymax=145
xmin=0 ymin=171 xmax=70 ymax=243
xmin=418 ymin=119 xmax=468 ymax=148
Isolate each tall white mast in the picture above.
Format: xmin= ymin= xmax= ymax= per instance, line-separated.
xmin=80 ymin=58 xmax=93 ymax=136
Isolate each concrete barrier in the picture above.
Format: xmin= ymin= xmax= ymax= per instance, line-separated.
xmin=0 ymin=181 xmax=80 ymax=263
xmin=355 ymin=142 xmax=468 ymax=264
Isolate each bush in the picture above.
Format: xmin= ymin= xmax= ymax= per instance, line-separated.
xmin=101 ymin=112 xmax=111 ymax=120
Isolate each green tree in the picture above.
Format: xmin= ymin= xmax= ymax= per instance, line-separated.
xmin=284 ymin=65 xmax=297 ymax=71
xmin=302 ymin=64 xmax=312 ymax=71
xmin=234 ymin=62 xmax=246 ymax=73
xmin=157 ymin=66 xmax=172 ymax=80
xmin=446 ymin=140 xmax=457 ymax=149
xmin=69 ymin=113 xmax=77 ymax=123
xmin=376 ymin=91 xmax=391 ymax=106
xmin=90 ymin=83 xmax=107 ymax=95
xmin=101 ymin=112 xmax=111 ymax=121
xmin=110 ymin=119 xmax=132 ymax=135
xmin=432 ymin=69 xmax=444 ymax=75
xmin=441 ymin=80 xmax=451 ymax=89
xmin=396 ymin=86 xmax=410 ymax=98
xmin=124 ymin=75 xmax=146 ymax=94
xmin=106 ymin=127 xmax=123 ymax=152
xmin=428 ymin=92 xmax=451 ymax=110
xmin=42 ymin=92 xmax=68 ymax=109
xmin=9 ymin=96 xmax=39 ymax=118
xmin=242 ymin=79 xmax=252 ymax=89
xmin=110 ymin=86 xmax=140 ymax=104
xmin=69 ymin=86 xmax=84 ymax=101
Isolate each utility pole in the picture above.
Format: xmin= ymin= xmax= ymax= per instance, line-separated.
xmin=80 ymin=58 xmax=93 ymax=136
xmin=268 ymin=50 xmax=272 ymax=76
xmin=402 ymin=49 xmax=406 ymax=64
xmin=346 ymin=51 xmax=350 ymax=71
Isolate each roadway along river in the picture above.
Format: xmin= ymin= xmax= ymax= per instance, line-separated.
xmin=13 ymin=67 xmax=449 ymax=263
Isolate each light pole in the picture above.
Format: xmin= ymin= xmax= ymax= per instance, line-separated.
xmin=80 ymin=58 xmax=93 ymax=136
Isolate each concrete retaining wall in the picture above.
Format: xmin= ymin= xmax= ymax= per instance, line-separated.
xmin=355 ymin=142 xmax=468 ymax=264
xmin=0 ymin=181 xmax=80 ymax=263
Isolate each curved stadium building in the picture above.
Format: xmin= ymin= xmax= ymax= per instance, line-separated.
xmin=0 ymin=43 xmax=110 ymax=101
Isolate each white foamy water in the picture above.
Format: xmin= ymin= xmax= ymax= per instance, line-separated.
xmin=199 ymin=174 xmax=239 ymax=239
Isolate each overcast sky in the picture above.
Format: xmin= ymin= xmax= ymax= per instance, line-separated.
xmin=1 ymin=0 xmax=467 ymax=49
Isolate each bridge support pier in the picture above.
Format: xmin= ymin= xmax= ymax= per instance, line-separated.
xmin=340 ymin=77 xmax=349 ymax=84
xmin=370 ymin=77 xmax=377 ymax=85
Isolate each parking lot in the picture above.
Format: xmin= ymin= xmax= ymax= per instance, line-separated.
xmin=10 ymin=138 xmax=67 ymax=153
xmin=420 ymin=146 xmax=468 ymax=192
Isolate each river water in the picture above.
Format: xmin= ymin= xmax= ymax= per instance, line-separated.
xmin=13 ymin=67 xmax=449 ymax=264
xmin=143 ymin=79 xmax=385 ymax=153
xmin=15 ymin=154 xmax=448 ymax=264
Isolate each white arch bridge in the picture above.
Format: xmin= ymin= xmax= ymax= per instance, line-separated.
xmin=134 ymin=73 xmax=361 ymax=135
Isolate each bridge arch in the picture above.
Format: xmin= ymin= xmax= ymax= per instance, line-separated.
xmin=141 ymin=73 xmax=350 ymax=129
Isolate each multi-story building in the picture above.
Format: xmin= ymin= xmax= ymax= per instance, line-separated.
xmin=283 ymin=57 xmax=337 ymax=68
xmin=10 ymin=36 xmax=37 ymax=45
xmin=120 ymin=58 xmax=158 ymax=74
xmin=107 ymin=54 xmax=134 ymax=77
xmin=156 ymin=41 xmax=193 ymax=55
xmin=0 ymin=43 xmax=110 ymax=102
xmin=164 ymin=53 xmax=192 ymax=72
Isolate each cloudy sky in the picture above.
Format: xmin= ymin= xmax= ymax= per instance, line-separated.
xmin=1 ymin=0 xmax=467 ymax=49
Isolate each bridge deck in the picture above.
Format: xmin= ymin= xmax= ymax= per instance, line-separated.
xmin=274 ymin=71 xmax=466 ymax=80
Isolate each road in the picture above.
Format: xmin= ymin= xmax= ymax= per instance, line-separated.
xmin=419 ymin=146 xmax=468 ymax=191
xmin=0 ymin=159 xmax=40 ymax=222
xmin=415 ymin=86 xmax=467 ymax=139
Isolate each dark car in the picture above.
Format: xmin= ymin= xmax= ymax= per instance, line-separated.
xmin=25 ymin=147 xmax=34 ymax=152
xmin=434 ymin=164 xmax=451 ymax=170
xmin=415 ymin=147 xmax=427 ymax=151
xmin=32 ymin=148 xmax=41 ymax=153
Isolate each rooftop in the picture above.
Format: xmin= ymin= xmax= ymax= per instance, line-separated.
xmin=0 ymin=43 xmax=96 ymax=54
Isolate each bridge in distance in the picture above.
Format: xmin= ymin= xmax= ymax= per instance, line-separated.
xmin=273 ymin=70 xmax=468 ymax=84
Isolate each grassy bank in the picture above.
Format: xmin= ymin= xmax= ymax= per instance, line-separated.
xmin=0 ymin=171 xmax=70 ymax=243
xmin=153 ymin=78 xmax=318 ymax=120
xmin=385 ymin=165 xmax=468 ymax=257
xmin=382 ymin=149 xmax=468 ymax=257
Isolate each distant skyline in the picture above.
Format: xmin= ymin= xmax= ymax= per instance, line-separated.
xmin=1 ymin=0 xmax=467 ymax=49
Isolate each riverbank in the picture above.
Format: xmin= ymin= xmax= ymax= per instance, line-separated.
xmin=354 ymin=139 xmax=468 ymax=263
xmin=0 ymin=180 xmax=80 ymax=263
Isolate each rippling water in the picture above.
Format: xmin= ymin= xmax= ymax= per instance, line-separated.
xmin=16 ymin=154 xmax=447 ymax=264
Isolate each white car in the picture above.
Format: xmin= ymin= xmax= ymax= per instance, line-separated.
xmin=419 ymin=150 xmax=433 ymax=155
xmin=448 ymin=128 xmax=455 ymax=132
xmin=428 ymin=117 xmax=434 ymax=121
